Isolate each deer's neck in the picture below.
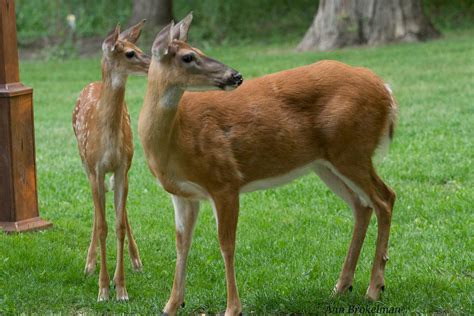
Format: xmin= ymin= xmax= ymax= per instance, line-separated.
xmin=97 ymin=60 xmax=128 ymax=132
xmin=139 ymin=62 xmax=184 ymax=166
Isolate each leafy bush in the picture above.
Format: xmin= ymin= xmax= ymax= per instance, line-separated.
xmin=424 ymin=0 xmax=474 ymax=30
xmin=15 ymin=0 xmax=315 ymax=45
xmin=16 ymin=0 xmax=131 ymax=43
xmin=173 ymin=0 xmax=317 ymax=44
xmin=14 ymin=0 xmax=474 ymax=47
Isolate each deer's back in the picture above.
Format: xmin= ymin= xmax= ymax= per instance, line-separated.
xmin=174 ymin=60 xmax=393 ymax=187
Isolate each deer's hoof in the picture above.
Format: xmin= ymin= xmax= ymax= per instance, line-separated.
xmin=97 ymin=287 xmax=110 ymax=302
xmin=132 ymin=257 xmax=143 ymax=272
xmin=116 ymin=286 xmax=129 ymax=301
xmin=84 ymin=262 xmax=96 ymax=276
xmin=332 ymin=281 xmax=353 ymax=295
xmin=366 ymin=284 xmax=384 ymax=301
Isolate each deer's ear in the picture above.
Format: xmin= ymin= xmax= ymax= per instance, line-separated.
xmin=152 ymin=21 xmax=174 ymax=59
xmin=102 ymin=24 xmax=121 ymax=54
xmin=120 ymin=19 xmax=146 ymax=43
xmin=171 ymin=12 xmax=193 ymax=42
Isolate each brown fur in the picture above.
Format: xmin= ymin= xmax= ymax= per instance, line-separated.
xmin=140 ymin=60 xmax=395 ymax=196
xmin=73 ymin=79 xmax=132 ymax=172
xmin=140 ymin=17 xmax=397 ymax=315
xmin=73 ymin=21 xmax=150 ymax=302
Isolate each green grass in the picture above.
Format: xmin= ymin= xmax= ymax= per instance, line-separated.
xmin=1 ymin=31 xmax=473 ymax=314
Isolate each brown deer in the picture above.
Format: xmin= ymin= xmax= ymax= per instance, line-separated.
xmin=139 ymin=13 xmax=397 ymax=315
xmin=72 ymin=20 xmax=150 ymax=301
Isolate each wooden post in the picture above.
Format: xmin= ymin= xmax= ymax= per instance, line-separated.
xmin=0 ymin=0 xmax=52 ymax=232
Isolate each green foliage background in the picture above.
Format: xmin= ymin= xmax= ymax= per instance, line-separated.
xmin=15 ymin=0 xmax=474 ymax=46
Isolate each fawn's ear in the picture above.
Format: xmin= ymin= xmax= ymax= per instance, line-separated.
xmin=120 ymin=19 xmax=146 ymax=43
xmin=102 ymin=24 xmax=121 ymax=54
xmin=171 ymin=12 xmax=193 ymax=42
xmin=152 ymin=21 xmax=174 ymax=59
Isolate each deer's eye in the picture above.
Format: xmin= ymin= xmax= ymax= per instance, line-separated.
xmin=125 ymin=51 xmax=135 ymax=59
xmin=182 ymin=54 xmax=194 ymax=63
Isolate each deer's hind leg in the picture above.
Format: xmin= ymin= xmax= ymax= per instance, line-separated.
xmin=125 ymin=211 xmax=143 ymax=271
xmin=314 ymin=163 xmax=372 ymax=294
xmin=85 ymin=212 xmax=99 ymax=276
xmin=366 ymin=169 xmax=395 ymax=300
xmin=318 ymin=159 xmax=395 ymax=301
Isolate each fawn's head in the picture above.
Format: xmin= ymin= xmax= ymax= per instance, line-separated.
xmin=102 ymin=20 xmax=151 ymax=76
xmin=151 ymin=13 xmax=243 ymax=91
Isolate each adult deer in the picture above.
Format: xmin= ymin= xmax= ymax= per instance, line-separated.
xmin=139 ymin=13 xmax=397 ymax=315
xmin=73 ymin=20 xmax=150 ymax=301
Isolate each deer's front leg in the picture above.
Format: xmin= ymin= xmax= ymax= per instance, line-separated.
xmin=113 ymin=168 xmax=129 ymax=301
xmin=163 ymin=195 xmax=200 ymax=315
xmin=89 ymin=172 xmax=109 ymax=301
xmin=212 ymin=192 xmax=241 ymax=316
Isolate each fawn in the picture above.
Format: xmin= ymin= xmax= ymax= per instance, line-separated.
xmin=139 ymin=13 xmax=396 ymax=315
xmin=72 ymin=20 xmax=150 ymax=301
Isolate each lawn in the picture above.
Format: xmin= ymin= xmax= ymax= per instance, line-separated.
xmin=1 ymin=30 xmax=473 ymax=314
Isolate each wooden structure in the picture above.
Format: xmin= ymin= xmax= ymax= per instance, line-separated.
xmin=0 ymin=0 xmax=52 ymax=232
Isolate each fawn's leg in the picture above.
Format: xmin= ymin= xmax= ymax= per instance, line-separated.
xmin=212 ymin=192 xmax=241 ymax=316
xmin=314 ymin=163 xmax=372 ymax=294
xmin=163 ymin=195 xmax=200 ymax=315
xmin=125 ymin=211 xmax=143 ymax=271
xmin=84 ymin=210 xmax=99 ymax=275
xmin=113 ymin=168 xmax=129 ymax=300
xmin=89 ymin=172 xmax=109 ymax=301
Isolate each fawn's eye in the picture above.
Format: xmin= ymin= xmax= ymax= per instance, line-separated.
xmin=125 ymin=51 xmax=135 ymax=59
xmin=182 ymin=54 xmax=194 ymax=63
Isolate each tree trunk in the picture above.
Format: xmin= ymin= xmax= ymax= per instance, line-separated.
xmin=129 ymin=0 xmax=173 ymax=32
xmin=297 ymin=0 xmax=440 ymax=51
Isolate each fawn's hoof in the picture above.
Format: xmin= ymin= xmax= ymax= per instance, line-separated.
xmin=115 ymin=286 xmax=129 ymax=301
xmin=97 ymin=287 xmax=110 ymax=302
xmin=84 ymin=262 xmax=96 ymax=276
xmin=132 ymin=257 xmax=143 ymax=272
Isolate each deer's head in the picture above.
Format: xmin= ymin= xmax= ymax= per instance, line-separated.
xmin=102 ymin=20 xmax=151 ymax=76
xmin=151 ymin=13 xmax=243 ymax=91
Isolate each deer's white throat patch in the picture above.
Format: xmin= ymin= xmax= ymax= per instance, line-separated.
xmin=111 ymin=73 xmax=126 ymax=90
xmin=160 ymin=86 xmax=183 ymax=108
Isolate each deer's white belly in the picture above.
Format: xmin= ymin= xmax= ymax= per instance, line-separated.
xmin=240 ymin=163 xmax=314 ymax=193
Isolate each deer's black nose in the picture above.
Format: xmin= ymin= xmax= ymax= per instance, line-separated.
xmin=232 ymin=72 xmax=243 ymax=85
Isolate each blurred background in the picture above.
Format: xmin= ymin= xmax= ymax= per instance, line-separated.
xmin=15 ymin=0 xmax=474 ymax=59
